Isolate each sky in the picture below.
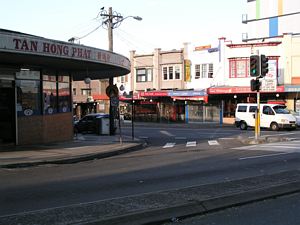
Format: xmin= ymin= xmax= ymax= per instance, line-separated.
xmin=1 ymin=0 xmax=247 ymax=57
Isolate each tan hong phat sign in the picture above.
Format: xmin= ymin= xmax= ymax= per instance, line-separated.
xmin=0 ymin=32 xmax=130 ymax=69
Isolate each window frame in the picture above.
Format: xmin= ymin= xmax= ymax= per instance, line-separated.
xmin=162 ymin=65 xmax=182 ymax=80
xmin=136 ymin=68 xmax=153 ymax=83
xmin=229 ymin=58 xmax=249 ymax=78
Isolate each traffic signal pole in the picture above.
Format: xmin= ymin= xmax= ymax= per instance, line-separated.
xmin=255 ymin=90 xmax=260 ymax=140
xmin=250 ymin=53 xmax=262 ymax=141
xmin=250 ymin=53 xmax=269 ymax=141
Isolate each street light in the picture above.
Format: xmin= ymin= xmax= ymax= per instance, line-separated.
xmin=99 ymin=7 xmax=142 ymax=135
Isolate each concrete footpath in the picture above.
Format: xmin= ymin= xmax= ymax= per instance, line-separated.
xmin=0 ymin=133 xmax=145 ymax=168
xmin=1 ymin=170 xmax=300 ymax=225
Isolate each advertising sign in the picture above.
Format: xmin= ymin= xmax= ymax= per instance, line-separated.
xmin=261 ymin=59 xmax=277 ymax=92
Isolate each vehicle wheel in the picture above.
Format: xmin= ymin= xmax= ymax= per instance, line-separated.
xmin=270 ymin=122 xmax=279 ymax=131
xmin=240 ymin=121 xmax=248 ymax=130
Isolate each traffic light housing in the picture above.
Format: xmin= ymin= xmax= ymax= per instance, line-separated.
xmin=250 ymin=79 xmax=260 ymax=91
xmin=260 ymin=54 xmax=269 ymax=77
xmin=250 ymin=55 xmax=260 ymax=77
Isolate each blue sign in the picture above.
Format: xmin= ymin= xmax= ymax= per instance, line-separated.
xmin=168 ymin=90 xmax=206 ymax=97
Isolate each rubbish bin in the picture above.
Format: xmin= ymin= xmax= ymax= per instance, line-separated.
xmin=100 ymin=117 xmax=110 ymax=135
xmin=96 ymin=117 xmax=110 ymax=135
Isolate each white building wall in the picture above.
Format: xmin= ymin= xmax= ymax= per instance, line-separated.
xmin=187 ymin=39 xmax=226 ymax=90
xmin=244 ymin=0 xmax=300 ymax=41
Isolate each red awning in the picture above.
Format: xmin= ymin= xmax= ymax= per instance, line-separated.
xmin=92 ymin=94 xmax=109 ymax=100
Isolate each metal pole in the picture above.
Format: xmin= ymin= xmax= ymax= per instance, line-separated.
xmin=132 ymin=96 xmax=134 ymax=140
xmin=255 ymin=50 xmax=260 ymax=140
xmin=108 ymin=7 xmax=115 ymax=135
xmin=256 ymin=90 xmax=261 ymax=139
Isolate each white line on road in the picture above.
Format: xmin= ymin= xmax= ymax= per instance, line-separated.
xmin=163 ymin=143 xmax=176 ymax=148
xmin=239 ymin=152 xmax=290 ymax=160
xmin=138 ymin=136 xmax=149 ymax=139
xmin=219 ymin=137 xmax=236 ymax=140
xmin=186 ymin=141 xmax=197 ymax=147
xmin=64 ymin=146 xmax=88 ymax=150
xmin=160 ymin=130 xmax=175 ymax=137
xmin=208 ymin=140 xmax=219 ymax=145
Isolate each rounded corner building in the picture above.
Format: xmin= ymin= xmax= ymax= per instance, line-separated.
xmin=0 ymin=29 xmax=130 ymax=146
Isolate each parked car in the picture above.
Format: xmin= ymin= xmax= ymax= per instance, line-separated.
xmin=289 ymin=110 xmax=300 ymax=127
xmin=74 ymin=113 xmax=116 ymax=134
xmin=235 ymin=103 xmax=297 ymax=131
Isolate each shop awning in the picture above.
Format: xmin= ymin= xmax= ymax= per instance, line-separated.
xmin=0 ymin=29 xmax=130 ymax=81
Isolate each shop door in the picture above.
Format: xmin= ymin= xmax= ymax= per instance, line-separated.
xmin=0 ymin=80 xmax=15 ymax=144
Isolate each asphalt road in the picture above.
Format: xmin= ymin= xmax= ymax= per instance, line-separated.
xmin=1 ymin=125 xmax=300 ymax=217
xmin=162 ymin=192 xmax=300 ymax=225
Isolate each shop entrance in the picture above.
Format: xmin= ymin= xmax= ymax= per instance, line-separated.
xmin=0 ymin=79 xmax=15 ymax=145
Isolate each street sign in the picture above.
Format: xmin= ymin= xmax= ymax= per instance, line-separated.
xmin=261 ymin=79 xmax=276 ymax=92
xmin=106 ymin=84 xmax=119 ymax=97
xmin=110 ymin=96 xmax=119 ymax=107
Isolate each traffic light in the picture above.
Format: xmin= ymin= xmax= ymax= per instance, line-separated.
xmin=250 ymin=55 xmax=260 ymax=77
xmin=250 ymin=79 xmax=260 ymax=91
xmin=260 ymin=54 xmax=269 ymax=77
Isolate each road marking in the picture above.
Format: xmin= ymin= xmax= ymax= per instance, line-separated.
xmin=138 ymin=136 xmax=149 ymax=139
xmin=64 ymin=146 xmax=88 ymax=150
xmin=163 ymin=143 xmax=176 ymax=148
xmin=239 ymin=152 xmax=290 ymax=160
xmin=160 ymin=130 xmax=175 ymax=137
xmin=219 ymin=137 xmax=235 ymax=140
xmin=208 ymin=140 xmax=219 ymax=145
xmin=186 ymin=141 xmax=197 ymax=147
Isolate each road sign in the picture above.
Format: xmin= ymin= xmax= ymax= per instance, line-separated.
xmin=106 ymin=84 xmax=119 ymax=97
xmin=110 ymin=96 xmax=119 ymax=107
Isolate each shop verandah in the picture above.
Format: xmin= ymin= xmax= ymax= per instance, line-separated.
xmin=118 ymin=87 xmax=289 ymax=125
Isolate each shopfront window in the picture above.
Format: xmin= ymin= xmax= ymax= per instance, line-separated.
xmin=43 ymin=74 xmax=57 ymax=115
xmin=58 ymin=75 xmax=71 ymax=113
xmin=16 ymin=70 xmax=41 ymax=116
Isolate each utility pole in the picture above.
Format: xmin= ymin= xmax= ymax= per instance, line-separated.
xmin=99 ymin=7 xmax=142 ymax=135
xmin=107 ymin=7 xmax=115 ymax=135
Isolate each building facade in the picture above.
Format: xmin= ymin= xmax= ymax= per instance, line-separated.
xmin=242 ymin=0 xmax=300 ymax=41
xmin=0 ymin=29 xmax=130 ymax=146
xmin=113 ymin=32 xmax=300 ymax=124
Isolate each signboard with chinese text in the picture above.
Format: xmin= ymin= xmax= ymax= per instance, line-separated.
xmin=261 ymin=59 xmax=277 ymax=92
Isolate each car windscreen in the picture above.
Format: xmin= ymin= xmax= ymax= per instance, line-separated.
xmin=273 ymin=105 xmax=290 ymax=114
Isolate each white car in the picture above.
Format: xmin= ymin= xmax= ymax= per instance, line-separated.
xmin=290 ymin=111 xmax=300 ymax=127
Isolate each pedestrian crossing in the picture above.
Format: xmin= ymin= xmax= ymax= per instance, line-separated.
xmin=232 ymin=140 xmax=300 ymax=153
xmin=161 ymin=140 xmax=219 ymax=149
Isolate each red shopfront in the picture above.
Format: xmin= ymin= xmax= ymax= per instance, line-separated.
xmin=207 ymin=86 xmax=285 ymax=118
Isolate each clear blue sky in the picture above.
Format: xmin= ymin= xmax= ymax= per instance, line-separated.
xmin=1 ymin=0 xmax=246 ymax=57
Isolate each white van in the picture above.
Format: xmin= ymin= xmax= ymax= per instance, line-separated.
xmin=235 ymin=103 xmax=297 ymax=131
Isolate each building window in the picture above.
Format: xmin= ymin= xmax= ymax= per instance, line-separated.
xmin=58 ymin=74 xmax=71 ymax=113
xmin=43 ymin=74 xmax=57 ymax=115
xmin=121 ymin=76 xmax=125 ymax=83
xmin=162 ymin=65 xmax=181 ymax=80
xmin=16 ymin=70 xmax=41 ymax=116
xmin=136 ymin=68 xmax=153 ymax=82
xmin=169 ymin=66 xmax=173 ymax=79
xmin=195 ymin=65 xmax=200 ymax=79
xmin=229 ymin=58 xmax=249 ymax=78
xmin=175 ymin=66 xmax=180 ymax=79
xmin=163 ymin=67 xmax=168 ymax=80
xmin=208 ymin=64 xmax=213 ymax=78
xmin=81 ymin=89 xmax=91 ymax=96
xmin=73 ymin=88 xmax=76 ymax=95
xmin=201 ymin=64 xmax=207 ymax=78
xmin=194 ymin=63 xmax=213 ymax=79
